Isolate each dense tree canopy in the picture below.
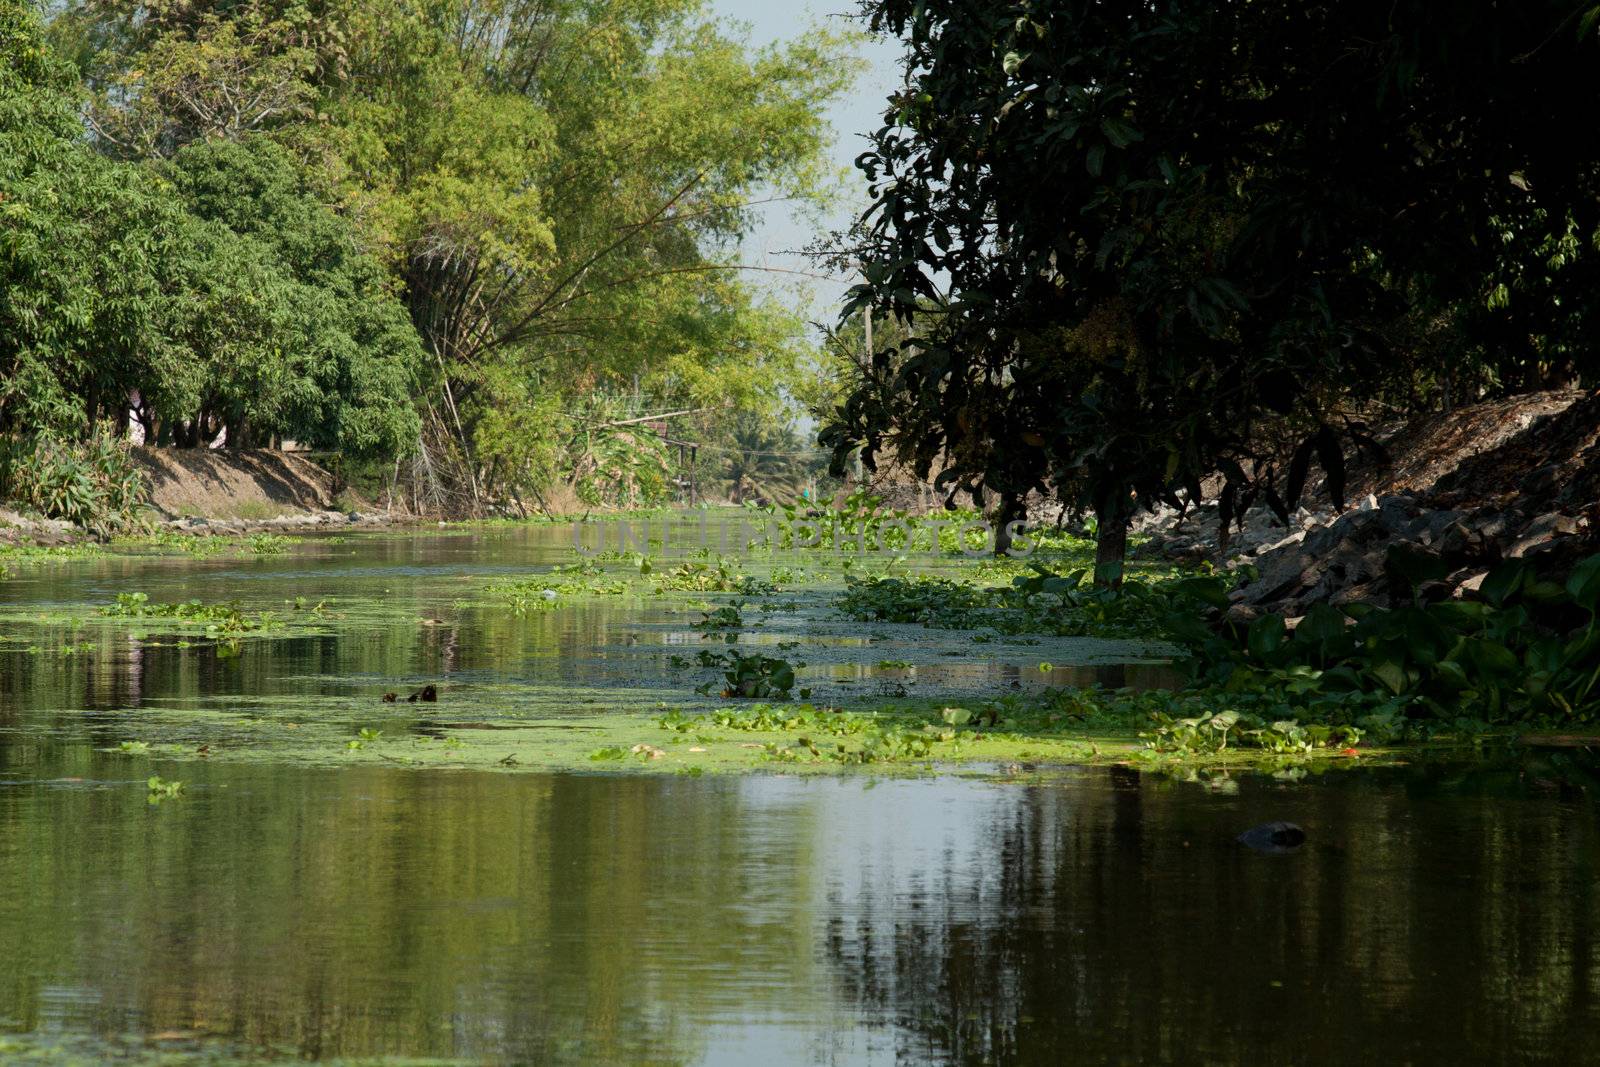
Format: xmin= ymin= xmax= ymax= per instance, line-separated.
xmin=1 ymin=4 xmax=178 ymax=436
xmin=2 ymin=0 xmax=420 ymax=460
xmin=3 ymin=0 xmax=857 ymax=516
xmin=822 ymin=0 xmax=1600 ymax=577
xmin=161 ymin=137 xmax=421 ymax=456
xmin=48 ymin=0 xmax=856 ymax=508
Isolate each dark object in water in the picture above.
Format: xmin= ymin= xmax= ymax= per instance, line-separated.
xmin=381 ymin=692 xmax=398 ymax=703
xmin=1237 ymin=821 xmax=1306 ymax=854
xmin=407 ymin=684 xmax=438 ymax=703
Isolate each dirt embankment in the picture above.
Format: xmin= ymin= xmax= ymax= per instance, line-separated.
xmin=133 ymin=448 xmax=334 ymax=518
xmin=1137 ymin=389 xmax=1600 ymax=617
xmin=2 ymin=449 xmax=389 ymax=544
xmin=129 ymin=447 xmax=392 ymax=531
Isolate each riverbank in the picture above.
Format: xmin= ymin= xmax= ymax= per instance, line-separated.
xmin=1 ymin=445 xmax=396 ymax=546
xmin=1129 ymin=389 xmax=1600 ymax=617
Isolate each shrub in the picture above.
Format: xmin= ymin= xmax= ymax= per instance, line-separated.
xmin=0 ymin=431 xmax=146 ymax=535
xmin=1172 ymin=553 xmax=1600 ymax=730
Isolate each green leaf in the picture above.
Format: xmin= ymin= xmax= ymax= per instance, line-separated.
xmin=1296 ymin=602 xmax=1346 ymax=645
xmin=1480 ymin=560 xmax=1528 ymax=608
xmin=1099 ymin=117 xmax=1141 ymax=147
xmin=1169 ymin=576 xmax=1230 ymax=609
xmin=1247 ymin=614 xmax=1287 ymax=659
xmin=1385 ymin=543 xmax=1449 ymax=593
xmin=1434 ymin=659 xmax=1471 ymax=689
xmin=1085 ymin=143 xmax=1106 ymax=176
xmin=1566 ymin=554 xmax=1600 ymax=612
xmin=1464 ymin=638 xmax=1519 ymax=677
xmin=1370 ymin=660 xmax=1408 ymax=694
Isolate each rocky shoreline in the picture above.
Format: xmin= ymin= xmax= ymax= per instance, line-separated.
xmin=1 ymin=506 xmax=395 ymax=546
xmin=1134 ymin=389 xmax=1600 ymax=619
xmin=1135 ymin=493 xmax=1587 ymax=621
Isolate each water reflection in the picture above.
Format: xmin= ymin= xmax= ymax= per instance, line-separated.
xmin=0 ymin=759 xmax=1597 ymax=1064
xmin=0 ymin=525 xmax=1171 ymax=736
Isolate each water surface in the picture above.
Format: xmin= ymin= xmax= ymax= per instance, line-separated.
xmin=1 ymin=527 xmax=1596 ymax=1064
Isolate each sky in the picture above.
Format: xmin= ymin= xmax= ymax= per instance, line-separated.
xmin=706 ymin=0 xmax=903 ymax=317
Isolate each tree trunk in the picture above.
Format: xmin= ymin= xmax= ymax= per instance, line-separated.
xmin=992 ymin=494 xmax=1024 ymax=557
xmin=1093 ymin=493 xmax=1131 ymax=589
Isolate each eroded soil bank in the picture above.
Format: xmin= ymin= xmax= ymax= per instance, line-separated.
xmin=1 ymin=447 xmax=393 ymax=546
xmin=1127 ymin=389 xmax=1600 ymax=617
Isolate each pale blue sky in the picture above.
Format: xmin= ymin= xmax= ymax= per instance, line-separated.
xmin=707 ymin=0 xmax=901 ymax=316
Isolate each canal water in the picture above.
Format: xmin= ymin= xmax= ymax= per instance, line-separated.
xmin=1 ymin=526 xmax=1596 ymax=1064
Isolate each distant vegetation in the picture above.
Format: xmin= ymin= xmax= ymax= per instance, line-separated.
xmin=1 ymin=0 xmax=852 ymax=526
xmin=11 ymin=0 xmax=1600 ymax=550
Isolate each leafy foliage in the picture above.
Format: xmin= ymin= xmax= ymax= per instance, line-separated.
xmin=653 ymin=558 xmax=748 ymax=593
xmin=63 ymin=0 xmax=857 ymax=511
xmin=695 ymin=649 xmax=802 ymax=700
xmin=99 ymin=591 xmax=279 ymax=637
xmin=715 ymin=416 xmax=816 ymax=505
xmin=1 ymin=3 xmax=420 ymax=476
xmin=159 ymin=137 xmax=423 ymax=458
xmin=3 ymin=0 xmax=858 ymax=516
xmin=485 ymin=560 xmax=632 ymax=612
xmin=1142 ymin=709 xmax=1361 ymax=757
xmin=839 ymin=565 xmax=1223 ymax=640
xmin=0 ymin=431 xmax=145 ymax=534
xmin=823 ymin=0 xmax=1600 ymax=574
xmin=1171 ymin=555 xmax=1600 ymax=731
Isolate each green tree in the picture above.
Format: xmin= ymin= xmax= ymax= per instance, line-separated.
xmin=715 ymin=416 xmax=813 ymax=505
xmin=162 ymin=136 xmax=422 ymax=457
xmin=3 ymin=2 xmax=419 ymax=474
xmin=73 ymin=0 xmax=860 ymax=510
xmin=824 ymin=0 xmax=1600 ymax=580
xmin=1 ymin=0 xmax=184 ymax=437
